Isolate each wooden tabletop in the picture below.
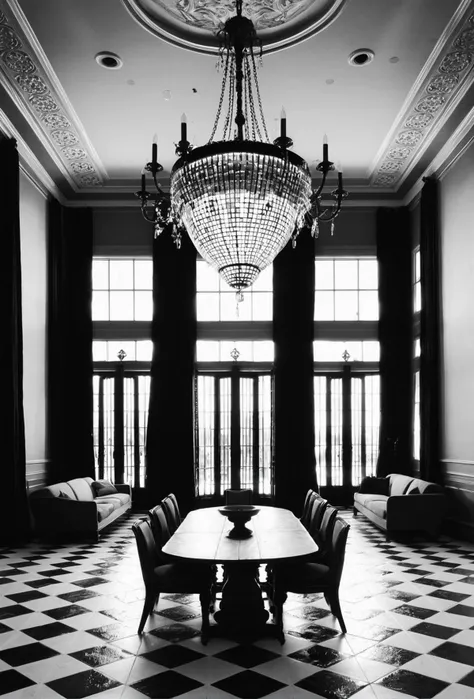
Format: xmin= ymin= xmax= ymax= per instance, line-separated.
xmin=161 ymin=506 xmax=318 ymax=564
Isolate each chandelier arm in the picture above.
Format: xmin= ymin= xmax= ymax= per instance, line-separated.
xmin=140 ymin=202 xmax=160 ymax=223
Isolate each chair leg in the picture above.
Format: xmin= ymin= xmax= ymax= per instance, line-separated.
xmin=138 ymin=591 xmax=158 ymax=634
xmin=273 ymin=590 xmax=287 ymax=642
xmin=324 ymin=590 xmax=346 ymax=634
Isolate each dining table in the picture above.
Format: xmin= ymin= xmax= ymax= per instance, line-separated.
xmin=161 ymin=505 xmax=318 ymax=641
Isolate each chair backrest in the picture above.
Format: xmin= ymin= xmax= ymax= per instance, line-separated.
xmin=225 ymin=489 xmax=253 ymax=505
xmin=148 ymin=504 xmax=171 ymax=550
xmin=307 ymin=497 xmax=328 ymax=536
xmin=317 ymin=504 xmax=338 ymax=549
xmin=161 ymin=495 xmax=180 ymax=535
xmin=327 ymin=517 xmax=350 ymax=584
xmin=133 ymin=519 xmax=160 ymax=587
xmin=301 ymin=490 xmax=316 ymax=528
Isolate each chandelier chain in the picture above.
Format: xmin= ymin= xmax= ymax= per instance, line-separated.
xmin=245 ymin=54 xmax=261 ymax=141
xmin=209 ymin=50 xmax=231 ymax=143
xmin=250 ymin=49 xmax=269 ymax=143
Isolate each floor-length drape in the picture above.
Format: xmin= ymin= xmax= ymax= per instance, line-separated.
xmin=48 ymin=200 xmax=94 ymax=483
xmin=376 ymin=207 xmax=412 ymax=476
xmin=145 ymin=234 xmax=196 ymax=515
xmin=419 ymin=177 xmax=441 ymax=483
xmin=0 ymin=138 xmax=31 ymax=543
xmin=273 ymin=233 xmax=317 ymax=514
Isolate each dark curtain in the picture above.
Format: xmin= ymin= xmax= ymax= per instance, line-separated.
xmin=273 ymin=233 xmax=317 ymax=514
xmin=0 ymin=138 xmax=31 ymax=544
xmin=145 ymin=234 xmax=197 ymax=515
xmin=419 ymin=177 xmax=441 ymax=483
xmin=48 ymin=200 xmax=94 ymax=483
xmin=376 ymin=207 xmax=412 ymax=476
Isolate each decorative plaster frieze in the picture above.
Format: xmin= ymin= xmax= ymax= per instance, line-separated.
xmin=0 ymin=1 xmax=105 ymax=190
xmin=371 ymin=3 xmax=474 ymax=189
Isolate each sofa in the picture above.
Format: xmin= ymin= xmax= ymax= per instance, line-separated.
xmin=353 ymin=473 xmax=447 ymax=537
xmin=29 ymin=477 xmax=132 ymax=540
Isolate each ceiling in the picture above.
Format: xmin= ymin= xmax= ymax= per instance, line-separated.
xmin=0 ymin=0 xmax=473 ymax=206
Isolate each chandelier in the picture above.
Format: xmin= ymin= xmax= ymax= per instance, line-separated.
xmin=136 ymin=0 xmax=347 ymax=292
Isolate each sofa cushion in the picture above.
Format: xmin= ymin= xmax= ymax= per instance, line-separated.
xmin=38 ymin=482 xmax=77 ymax=500
xmin=67 ymin=478 xmax=95 ymax=501
xmin=389 ymin=474 xmax=414 ymax=496
xmin=359 ymin=476 xmax=389 ymax=495
xmin=97 ymin=502 xmax=115 ymax=522
xmin=96 ymin=493 xmax=130 ymax=507
xmin=355 ymin=493 xmax=388 ymax=509
xmin=408 ymin=478 xmax=444 ymax=495
xmin=92 ymin=479 xmax=118 ymax=497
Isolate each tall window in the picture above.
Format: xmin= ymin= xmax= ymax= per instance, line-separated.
xmin=92 ymin=258 xmax=152 ymax=487
xmin=313 ymin=257 xmax=380 ymax=493
xmin=195 ymin=260 xmax=274 ymax=500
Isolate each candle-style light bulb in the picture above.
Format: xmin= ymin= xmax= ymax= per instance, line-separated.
xmin=141 ymin=167 xmax=146 ymax=195
xmin=323 ymin=133 xmax=329 ymax=163
xmin=280 ymin=106 xmax=286 ymax=140
xmin=181 ymin=113 xmax=187 ymax=141
xmin=152 ymin=134 xmax=157 ymax=169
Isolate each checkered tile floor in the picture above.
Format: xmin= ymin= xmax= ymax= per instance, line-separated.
xmin=1 ymin=511 xmax=474 ymax=699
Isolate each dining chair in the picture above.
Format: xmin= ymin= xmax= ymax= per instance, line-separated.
xmin=310 ymin=504 xmax=338 ymax=564
xmin=161 ymin=493 xmax=181 ymax=535
xmin=132 ymin=518 xmax=214 ymax=640
xmin=307 ymin=496 xmax=328 ymax=537
xmin=148 ymin=504 xmax=171 ymax=559
xmin=272 ymin=517 xmax=350 ymax=634
xmin=225 ymin=489 xmax=253 ymax=505
xmin=300 ymin=490 xmax=318 ymax=529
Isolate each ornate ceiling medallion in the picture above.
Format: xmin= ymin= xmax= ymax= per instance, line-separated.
xmin=121 ymin=0 xmax=348 ymax=55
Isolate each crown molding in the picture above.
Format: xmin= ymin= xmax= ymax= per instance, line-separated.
xmin=0 ymin=1 xmax=107 ymax=191
xmin=0 ymin=107 xmax=64 ymax=201
xmin=369 ymin=0 xmax=474 ymax=191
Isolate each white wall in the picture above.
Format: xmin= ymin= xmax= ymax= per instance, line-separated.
xmin=439 ymin=139 xmax=474 ymax=535
xmin=19 ymin=172 xmax=48 ymax=489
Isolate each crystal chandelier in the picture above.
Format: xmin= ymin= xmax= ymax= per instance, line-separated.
xmin=136 ymin=0 xmax=347 ymax=292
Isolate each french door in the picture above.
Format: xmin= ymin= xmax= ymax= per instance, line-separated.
xmin=93 ymin=365 xmax=151 ymax=488
xmin=194 ymin=369 xmax=274 ymax=501
xmin=314 ymin=365 xmax=380 ymax=500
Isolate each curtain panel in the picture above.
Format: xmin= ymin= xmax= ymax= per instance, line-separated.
xmin=376 ymin=207 xmax=412 ymax=476
xmin=273 ymin=233 xmax=317 ymax=515
xmin=145 ymin=234 xmax=197 ymax=515
xmin=0 ymin=138 xmax=31 ymax=543
xmin=48 ymin=200 xmax=94 ymax=483
xmin=419 ymin=177 xmax=441 ymax=483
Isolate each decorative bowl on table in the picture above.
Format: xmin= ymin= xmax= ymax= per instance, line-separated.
xmin=218 ymin=505 xmax=261 ymax=539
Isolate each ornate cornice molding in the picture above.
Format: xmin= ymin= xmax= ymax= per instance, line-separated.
xmin=0 ymin=0 xmax=106 ymax=191
xmin=370 ymin=0 xmax=474 ymax=190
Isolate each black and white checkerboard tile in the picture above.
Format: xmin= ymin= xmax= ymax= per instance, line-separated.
xmin=1 ymin=510 xmax=474 ymax=698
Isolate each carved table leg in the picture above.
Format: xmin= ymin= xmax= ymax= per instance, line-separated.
xmin=214 ymin=562 xmax=269 ymax=634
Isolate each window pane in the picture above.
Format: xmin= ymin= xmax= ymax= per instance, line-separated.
xmin=197 ymin=293 xmax=219 ymax=320
xmin=134 ymin=260 xmax=153 ymax=289
xmin=253 ymin=341 xmax=274 ymax=361
xmin=315 ymin=260 xmax=334 ymax=290
xmin=359 ymin=260 xmax=378 ymax=289
xmin=334 ymin=291 xmax=358 ymax=320
xmin=415 ymin=250 xmax=421 ymax=281
xmin=314 ymin=291 xmax=334 ymax=320
xmin=93 ymin=260 xmax=109 ymax=289
xmin=107 ymin=341 xmax=136 ymax=361
xmin=136 ymin=340 xmax=153 ymax=361
xmin=93 ymin=341 xmax=107 ymax=361
xmin=220 ymin=341 xmax=253 ymax=361
xmin=362 ymin=341 xmax=380 ymax=361
xmin=197 ymin=260 xmax=220 ymax=291
xmin=196 ymin=341 xmax=220 ymax=361
xmin=344 ymin=342 xmax=363 ymax=361
xmin=335 ymin=260 xmax=358 ymax=289
xmin=359 ymin=290 xmax=379 ymax=320
xmin=109 ymin=260 xmax=134 ymax=289
xmin=92 ymin=291 xmax=109 ymax=320
xmin=252 ymin=265 xmax=273 ymax=291
xmin=134 ymin=291 xmax=153 ymax=320
xmin=252 ymin=292 xmax=272 ymax=320
xmin=110 ymin=291 xmax=134 ymax=320
xmin=414 ymin=283 xmax=421 ymax=313
xmin=314 ymin=341 xmax=343 ymax=361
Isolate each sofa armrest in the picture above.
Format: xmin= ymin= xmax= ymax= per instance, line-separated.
xmin=386 ymin=493 xmax=447 ymax=531
xmin=114 ymin=484 xmax=132 ymax=497
xmin=30 ymin=497 xmax=99 ymax=534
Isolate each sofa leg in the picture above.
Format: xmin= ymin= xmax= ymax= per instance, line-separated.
xmin=352 ymin=507 xmax=358 ymax=517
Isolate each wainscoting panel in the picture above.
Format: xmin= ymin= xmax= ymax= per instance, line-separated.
xmin=26 ymin=459 xmax=49 ymax=492
xmin=441 ymin=459 xmax=474 ymax=542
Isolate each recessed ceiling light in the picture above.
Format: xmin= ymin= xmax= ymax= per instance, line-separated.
xmin=348 ymin=49 xmax=375 ymax=67
xmin=389 ymin=56 xmax=400 ymax=63
xmin=95 ymin=52 xmax=123 ymax=70
xmin=325 ymin=78 xmax=335 ymax=84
